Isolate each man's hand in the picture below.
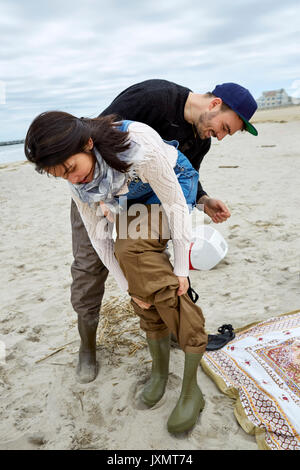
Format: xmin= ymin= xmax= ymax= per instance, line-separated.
xmin=198 ymin=196 xmax=231 ymax=223
xmin=177 ymin=276 xmax=189 ymax=296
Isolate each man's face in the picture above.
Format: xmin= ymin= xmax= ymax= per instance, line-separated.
xmin=195 ymin=103 xmax=244 ymax=141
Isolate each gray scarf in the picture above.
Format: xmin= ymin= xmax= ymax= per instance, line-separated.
xmin=69 ymin=146 xmax=134 ymax=207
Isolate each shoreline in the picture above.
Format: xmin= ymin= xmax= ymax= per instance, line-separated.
xmin=0 ymin=139 xmax=24 ymax=147
xmin=252 ymin=104 xmax=300 ymax=123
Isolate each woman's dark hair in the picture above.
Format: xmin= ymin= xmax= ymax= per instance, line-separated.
xmin=24 ymin=111 xmax=132 ymax=174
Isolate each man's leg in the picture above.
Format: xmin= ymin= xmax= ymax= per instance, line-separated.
xmin=70 ymin=199 xmax=109 ymax=383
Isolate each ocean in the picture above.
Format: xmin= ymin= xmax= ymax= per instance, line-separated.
xmin=0 ymin=143 xmax=25 ymax=165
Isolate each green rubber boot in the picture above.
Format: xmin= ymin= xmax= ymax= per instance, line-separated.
xmin=76 ymin=315 xmax=98 ymax=384
xmin=167 ymin=353 xmax=205 ymax=433
xmin=141 ymin=334 xmax=170 ymax=407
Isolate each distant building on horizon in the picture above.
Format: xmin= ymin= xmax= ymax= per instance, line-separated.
xmin=256 ymin=88 xmax=294 ymax=109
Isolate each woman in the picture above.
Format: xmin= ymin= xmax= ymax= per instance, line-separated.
xmin=25 ymin=111 xmax=208 ymax=433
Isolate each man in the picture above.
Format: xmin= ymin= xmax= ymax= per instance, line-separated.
xmin=71 ymin=79 xmax=258 ymax=383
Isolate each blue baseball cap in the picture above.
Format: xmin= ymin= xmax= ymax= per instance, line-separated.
xmin=211 ymin=83 xmax=258 ymax=136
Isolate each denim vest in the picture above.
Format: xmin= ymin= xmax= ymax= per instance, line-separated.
xmin=117 ymin=120 xmax=199 ymax=212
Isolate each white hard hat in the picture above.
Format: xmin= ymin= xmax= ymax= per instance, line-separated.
xmin=189 ymin=225 xmax=228 ymax=271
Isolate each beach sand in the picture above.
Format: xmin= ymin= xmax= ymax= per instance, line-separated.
xmin=0 ymin=106 xmax=299 ymax=450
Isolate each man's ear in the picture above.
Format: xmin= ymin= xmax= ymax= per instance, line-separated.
xmin=208 ymin=97 xmax=223 ymax=111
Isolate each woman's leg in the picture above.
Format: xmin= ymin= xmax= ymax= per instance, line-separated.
xmin=115 ymin=206 xmax=207 ymax=355
xmin=139 ymin=329 xmax=171 ymax=407
xmin=167 ymin=352 xmax=205 ymax=433
xmin=114 ymin=205 xmax=207 ymax=430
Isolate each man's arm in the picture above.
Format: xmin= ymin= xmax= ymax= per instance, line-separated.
xmin=192 ymin=140 xmax=230 ymax=223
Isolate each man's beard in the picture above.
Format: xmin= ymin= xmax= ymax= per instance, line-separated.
xmin=195 ymin=110 xmax=219 ymax=139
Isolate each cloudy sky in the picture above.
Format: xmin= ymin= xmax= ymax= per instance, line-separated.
xmin=1 ymin=0 xmax=300 ymax=140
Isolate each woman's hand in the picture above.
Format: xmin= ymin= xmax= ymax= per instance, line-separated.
xmin=177 ymin=276 xmax=189 ymax=296
xmin=99 ymin=201 xmax=114 ymax=223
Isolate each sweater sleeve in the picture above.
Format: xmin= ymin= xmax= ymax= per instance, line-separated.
xmin=71 ymin=195 xmax=128 ymax=292
xmin=131 ymin=124 xmax=192 ymax=277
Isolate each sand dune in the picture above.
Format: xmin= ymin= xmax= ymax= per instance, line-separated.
xmin=252 ymin=104 xmax=300 ymax=123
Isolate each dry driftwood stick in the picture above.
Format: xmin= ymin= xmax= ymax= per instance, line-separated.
xmin=218 ymin=165 xmax=239 ymax=168
xmin=35 ymin=340 xmax=77 ymax=364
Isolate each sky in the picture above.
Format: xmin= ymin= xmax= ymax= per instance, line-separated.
xmin=0 ymin=0 xmax=300 ymax=140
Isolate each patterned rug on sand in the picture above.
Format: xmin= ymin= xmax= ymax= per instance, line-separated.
xmin=201 ymin=310 xmax=300 ymax=450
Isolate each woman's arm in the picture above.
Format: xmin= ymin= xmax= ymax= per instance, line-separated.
xmin=71 ymin=195 xmax=128 ymax=292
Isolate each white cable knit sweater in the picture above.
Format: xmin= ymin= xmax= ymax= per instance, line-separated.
xmin=71 ymin=122 xmax=193 ymax=292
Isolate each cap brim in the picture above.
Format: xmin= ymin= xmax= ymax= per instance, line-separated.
xmin=240 ymin=116 xmax=258 ymax=136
